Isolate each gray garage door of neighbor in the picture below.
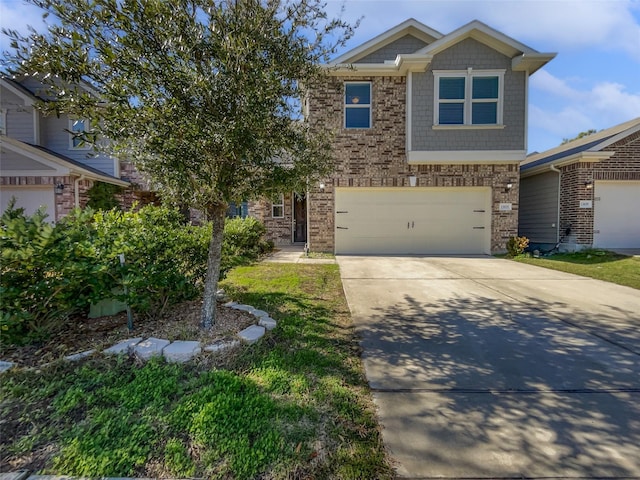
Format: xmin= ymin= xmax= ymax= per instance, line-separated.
xmin=0 ymin=186 xmax=56 ymax=221
xmin=334 ymin=187 xmax=491 ymax=255
xmin=593 ymin=181 xmax=640 ymax=249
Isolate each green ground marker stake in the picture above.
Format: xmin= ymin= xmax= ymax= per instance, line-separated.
xmin=118 ymin=253 xmax=134 ymax=332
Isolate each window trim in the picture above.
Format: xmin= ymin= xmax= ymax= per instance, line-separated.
xmin=0 ymin=109 xmax=6 ymax=135
xmin=68 ymin=118 xmax=92 ymax=150
xmin=344 ymin=81 xmax=372 ymax=129
xmin=272 ymin=194 xmax=285 ymax=218
xmin=433 ymin=69 xmax=505 ymax=127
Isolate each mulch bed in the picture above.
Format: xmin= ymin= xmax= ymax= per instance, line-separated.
xmin=0 ymin=300 xmax=257 ymax=368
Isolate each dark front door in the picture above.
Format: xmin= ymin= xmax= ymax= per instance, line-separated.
xmin=293 ymin=193 xmax=307 ymax=243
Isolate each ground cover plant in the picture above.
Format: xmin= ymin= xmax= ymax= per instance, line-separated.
xmin=0 ymin=264 xmax=393 ymax=479
xmin=511 ymin=250 xmax=640 ymax=290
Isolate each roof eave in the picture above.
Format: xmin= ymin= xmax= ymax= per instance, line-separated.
xmin=323 ymin=53 xmax=432 ymax=76
xmin=521 ymin=151 xmax=615 ymax=177
xmin=512 ymin=53 xmax=557 ymax=74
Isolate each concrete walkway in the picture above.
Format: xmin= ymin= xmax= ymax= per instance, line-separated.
xmin=263 ymin=245 xmax=336 ymax=264
xmin=337 ymin=255 xmax=640 ymax=478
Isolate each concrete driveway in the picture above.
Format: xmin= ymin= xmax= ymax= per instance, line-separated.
xmin=337 ymin=255 xmax=640 ymax=478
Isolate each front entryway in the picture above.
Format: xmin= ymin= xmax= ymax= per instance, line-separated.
xmin=293 ymin=193 xmax=307 ymax=243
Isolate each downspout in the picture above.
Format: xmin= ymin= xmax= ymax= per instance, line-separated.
xmin=549 ymin=164 xmax=561 ymax=244
xmin=74 ymin=175 xmax=86 ymax=208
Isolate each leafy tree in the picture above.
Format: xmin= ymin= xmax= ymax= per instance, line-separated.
xmin=561 ymin=129 xmax=597 ymax=145
xmin=2 ymin=0 xmax=355 ymax=328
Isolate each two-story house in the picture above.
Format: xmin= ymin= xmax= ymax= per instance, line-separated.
xmin=0 ymin=76 xmax=151 ymax=221
xmin=249 ymin=19 xmax=555 ymax=254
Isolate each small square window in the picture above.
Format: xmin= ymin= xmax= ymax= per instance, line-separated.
xmin=69 ymin=118 xmax=91 ymax=149
xmin=345 ymin=82 xmax=371 ymax=129
xmin=272 ymin=194 xmax=284 ymax=218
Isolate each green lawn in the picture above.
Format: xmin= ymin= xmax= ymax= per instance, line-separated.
xmin=0 ymin=264 xmax=393 ymax=479
xmin=511 ymin=250 xmax=640 ymax=290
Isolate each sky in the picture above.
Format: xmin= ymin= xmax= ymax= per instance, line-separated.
xmin=1 ymin=0 xmax=639 ymax=154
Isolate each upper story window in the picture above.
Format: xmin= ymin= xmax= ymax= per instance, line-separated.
xmin=0 ymin=109 xmax=6 ymax=135
xmin=272 ymin=194 xmax=284 ymax=218
xmin=434 ymin=70 xmax=504 ymax=127
xmin=344 ymin=82 xmax=371 ymax=129
xmin=69 ymin=118 xmax=92 ymax=149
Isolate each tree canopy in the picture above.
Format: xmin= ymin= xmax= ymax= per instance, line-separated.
xmin=561 ymin=129 xmax=598 ymax=145
xmin=3 ymin=0 xmax=356 ymax=327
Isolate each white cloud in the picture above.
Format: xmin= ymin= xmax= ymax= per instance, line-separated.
xmin=327 ymin=0 xmax=640 ymax=61
xmin=529 ymin=70 xmax=640 ymax=144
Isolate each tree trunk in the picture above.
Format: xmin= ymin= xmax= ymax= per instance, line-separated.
xmin=201 ymin=203 xmax=227 ymax=329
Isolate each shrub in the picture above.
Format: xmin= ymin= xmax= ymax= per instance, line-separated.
xmin=86 ymin=181 xmax=124 ymax=210
xmin=61 ymin=206 xmax=210 ymax=319
xmin=506 ymin=235 xmax=530 ymax=257
xmin=221 ymin=216 xmax=272 ymax=277
xmin=1 ymin=204 xmax=271 ymax=344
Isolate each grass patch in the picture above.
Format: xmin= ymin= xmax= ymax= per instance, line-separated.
xmin=304 ymin=251 xmax=336 ymax=259
xmin=511 ymin=249 xmax=640 ymax=289
xmin=1 ymin=264 xmax=392 ymax=479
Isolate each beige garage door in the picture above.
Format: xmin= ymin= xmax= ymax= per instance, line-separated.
xmin=335 ymin=187 xmax=491 ymax=254
xmin=593 ymin=181 xmax=640 ymax=249
xmin=0 ymin=186 xmax=56 ymax=221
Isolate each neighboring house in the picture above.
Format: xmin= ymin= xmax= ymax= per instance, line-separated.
xmin=0 ymin=76 xmax=153 ymax=221
xmin=250 ymin=19 xmax=555 ymax=254
xmin=519 ymin=117 xmax=640 ymax=251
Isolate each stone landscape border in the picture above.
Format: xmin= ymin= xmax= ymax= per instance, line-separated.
xmin=0 ymin=302 xmax=277 ymax=373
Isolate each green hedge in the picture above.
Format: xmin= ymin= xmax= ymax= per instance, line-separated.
xmin=0 ymin=204 xmax=270 ymax=345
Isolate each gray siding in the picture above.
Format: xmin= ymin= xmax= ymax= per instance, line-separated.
xmin=410 ymin=38 xmax=526 ymax=151
xmin=0 ymin=150 xmax=56 ymax=171
xmin=41 ymin=114 xmax=115 ymax=175
xmin=356 ymin=34 xmax=428 ymax=63
xmin=1 ymin=86 xmax=35 ymax=143
xmin=518 ymin=171 xmax=559 ymax=243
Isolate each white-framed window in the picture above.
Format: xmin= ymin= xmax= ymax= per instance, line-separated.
xmin=344 ymin=82 xmax=371 ymax=129
xmin=272 ymin=194 xmax=284 ymax=218
xmin=433 ymin=70 xmax=504 ymax=126
xmin=0 ymin=109 xmax=6 ymax=135
xmin=69 ymin=118 xmax=92 ymax=149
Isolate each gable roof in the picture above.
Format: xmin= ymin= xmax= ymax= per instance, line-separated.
xmin=325 ymin=18 xmax=555 ymax=76
xmin=0 ymin=136 xmax=129 ymax=187
xmin=0 ymin=77 xmax=38 ymax=105
xmin=417 ymin=20 xmax=555 ymax=74
xmin=2 ymin=75 xmax=102 ymax=102
xmin=332 ymin=18 xmax=442 ymax=64
xmin=521 ymin=117 xmax=640 ymax=176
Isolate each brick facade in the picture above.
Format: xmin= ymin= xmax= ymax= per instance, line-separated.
xmin=249 ymin=194 xmax=295 ymax=245
xmin=559 ymin=131 xmax=640 ymax=248
xmin=303 ymin=75 xmax=519 ymax=253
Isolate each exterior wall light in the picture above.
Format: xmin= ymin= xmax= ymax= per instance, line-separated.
xmin=54 ymin=183 xmax=65 ymax=194
xmin=409 ymin=175 xmax=417 ymax=187
xmin=319 ymin=182 xmax=325 ymax=191
xmin=506 ymin=183 xmax=513 ymax=190
xmin=584 ymin=181 xmax=593 ymax=189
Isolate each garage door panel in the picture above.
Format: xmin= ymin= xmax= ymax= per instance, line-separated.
xmin=0 ymin=186 xmax=56 ymax=221
xmin=335 ymin=187 xmax=491 ymax=255
xmin=593 ymin=181 xmax=640 ymax=249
